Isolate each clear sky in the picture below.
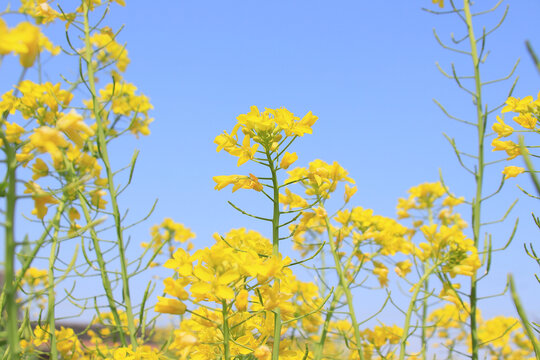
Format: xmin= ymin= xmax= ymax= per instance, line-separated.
xmin=4 ymin=0 xmax=540 ymax=327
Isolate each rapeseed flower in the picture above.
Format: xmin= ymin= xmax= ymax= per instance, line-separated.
xmin=432 ymin=0 xmax=444 ymax=8
xmin=57 ymin=109 xmax=94 ymax=148
xmin=155 ymin=296 xmax=186 ymax=315
xmin=492 ymin=116 xmax=514 ymax=138
xmin=24 ymin=181 xmax=58 ymax=219
xmin=280 ymin=151 xmax=298 ymax=169
xmin=213 ymin=173 xmax=262 ymax=192
xmin=502 ymin=166 xmax=525 ymax=179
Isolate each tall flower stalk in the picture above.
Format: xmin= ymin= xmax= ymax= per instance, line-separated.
xmin=82 ymin=1 xmax=138 ymax=348
xmin=427 ymin=1 xmax=519 ymax=358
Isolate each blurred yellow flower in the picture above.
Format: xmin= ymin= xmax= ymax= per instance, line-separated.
xmin=155 ymin=296 xmax=186 ymax=315
xmin=502 ymin=166 xmax=524 ymax=179
xmin=432 ymin=0 xmax=444 ymax=8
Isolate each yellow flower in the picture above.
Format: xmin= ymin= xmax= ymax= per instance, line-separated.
xmin=0 ymin=19 xmax=23 ymax=55
xmin=24 ymin=181 xmax=59 ymax=219
xmin=20 ymin=267 xmax=48 ymax=287
xmin=68 ymin=207 xmax=80 ymax=222
xmin=31 ymin=158 xmax=49 ymax=180
xmin=491 ymin=138 xmax=522 ymax=160
xmin=279 ymin=188 xmax=308 ymax=210
xmin=16 ymin=144 xmax=34 ymax=164
xmin=56 ymin=327 xmax=83 ymax=359
xmin=12 ymin=22 xmax=40 ymax=68
xmin=492 ymin=116 xmax=513 ymax=138
xmin=90 ymin=32 xmax=130 ymax=72
xmin=513 ymin=112 xmax=537 ymax=129
xmin=213 ymin=174 xmax=263 ymax=192
xmin=254 ymin=345 xmax=272 ymax=360
xmin=432 ymin=0 xmax=444 ymax=8
xmin=280 ymin=151 xmax=298 ymax=169
xmin=294 ymin=110 xmax=318 ymax=136
xmin=31 ymin=325 xmax=51 ymax=347
xmin=90 ymin=189 xmax=108 ymax=209
xmin=5 ymin=122 xmax=25 ymax=143
xmin=253 ymin=255 xmax=291 ymax=284
xmin=155 ymin=296 xmax=186 ymax=315
xmin=163 ymin=277 xmax=189 ymax=300
xmin=373 ymin=261 xmax=389 ymax=287
xmin=502 ymin=166 xmax=524 ymax=179
xmin=0 ymin=90 xmax=19 ymax=115
xmin=57 ymin=109 xmax=94 ymax=148
xmin=214 ymin=127 xmax=239 ymax=152
xmin=35 ymin=3 xmax=60 ymax=24
xmin=29 ymin=126 xmax=69 ymax=162
xmin=191 ymin=265 xmax=238 ymax=301
xmin=170 ymin=330 xmax=198 ymax=358
xmin=236 ymin=105 xmax=275 ymax=132
xmin=344 ymin=184 xmax=357 ymax=203
xmin=235 ymin=289 xmax=249 ymax=311
xmin=502 ymin=95 xmax=533 ymax=114
xmin=441 ymin=195 xmax=464 ymax=207
xmin=164 ymin=248 xmax=193 ymax=276
xmin=395 ymin=260 xmax=412 ymax=277
xmin=228 ymin=134 xmax=259 ymax=166
xmin=314 ymin=206 xmax=327 ymax=218
xmin=256 ymin=282 xmax=293 ymax=311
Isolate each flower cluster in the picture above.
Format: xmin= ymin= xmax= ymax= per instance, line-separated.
xmin=491 ymin=92 xmax=540 ymax=179
xmin=214 ymin=105 xmax=316 ymax=167
xmin=143 ymin=218 xmax=195 ymax=257
xmin=427 ymin=304 xmax=534 ymax=359
xmin=286 ymin=159 xmax=355 ymax=199
xmin=155 ymin=228 xmax=318 ymax=359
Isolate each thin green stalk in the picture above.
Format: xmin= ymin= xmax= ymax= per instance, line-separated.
xmin=0 ymin=217 xmax=54 ymax=312
xmin=420 ymin=208 xmax=435 ymax=360
xmin=47 ymin=200 xmax=66 ymax=360
xmin=463 ymin=2 xmax=484 ymax=358
xmin=82 ymin=2 xmax=137 ymax=348
xmin=313 ymin=288 xmax=341 ymax=360
xmin=519 ymin=136 xmax=540 ymax=196
xmin=266 ymin=149 xmax=282 ymax=360
xmin=222 ymin=300 xmax=231 ymax=360
xmin=399 ymin=263 xmax=440 ymax=360
xmin=3 ymin=142 xmax=19 ymax=358
xmin=78 ymin=193 xmax=128 ymax=346
xmin=1 ymin=68 xmax=27 ymax=360
xmin=324 ymin=217 xmax=364 ymax=360
xmin=420 ymin=278 xmax=428 ymax=360
xmin=508 ymin=275 xmax=540 ymax=359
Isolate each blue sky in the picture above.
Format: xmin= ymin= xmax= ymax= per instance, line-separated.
xmin=4 ymin=0 xmax=540 ymax=328
xmin=112 ymin=0 xmax=540 ymax=318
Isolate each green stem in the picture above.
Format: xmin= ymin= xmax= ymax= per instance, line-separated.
xmin=399 ymin=263 xmax=440 ymax=360
xmin=518 ymin=136 xmax=540 ymax=196
xmin=222 ymin=300 xmax=231 ymax=360
xmin=0 ymin=219 xmax=54 ymax=313
xmin=463 ymin=2 xmax=484 ymax=359
xmin=4 ymin=142 xmax=19 ymax=358
xmin=78 ymin=193 xmax=128 ymax=346
xmin=421 ymin=279 xmax=428 ymax=360
xmin=266 ymin=148 xmax=282 ymax=360
xmin=47 ymin=200 xmax=66 ymax=360
xmin=324 ymin=217 xmax=364 ymax=360
xmin=313 ymin=288 xmax=341 ymax=360
xmin=1 ymin=68 xmax=27 ymax=360
xmin=421 ymin=208 xmax=435 ymax=360
xmin=508 ymin=274 xmax=540 ymax=359
xmin=82 ymin=2 xmax=138 ymax=348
